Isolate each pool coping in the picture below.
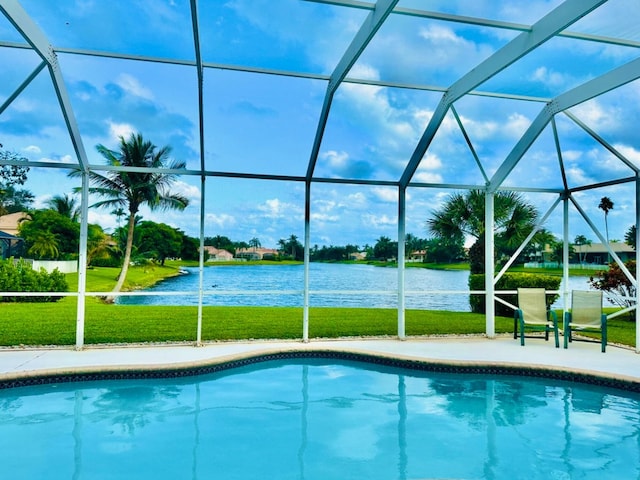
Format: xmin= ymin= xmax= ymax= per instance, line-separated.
xmin=2 ymin=340 xmax=640 ymax=393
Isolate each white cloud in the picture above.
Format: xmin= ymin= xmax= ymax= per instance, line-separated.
xmin=172 ymin=180 xmax=201 ymax=203
xmin=347 ymin=63 xmax=380 ymax=81
xmin=362 ymin=213 xmax=396 ymax=228
xmin=22 ymin=145 xmax=41 ymax=155
xmin=311 ymin=212 xmax=339 ymax=223
xmin=503 ymin=112 xmax=531 ymax=138
xmin=413 ymin=171 xmax=444 ymax=184
xmin=615 ymin=144 xmax=640 ymax=167
xmin=108 ymin=121 xmax=136 ymax=142
xmin=530 ymin=66 xmax=567 ymax=88
xmin=257 ymin=198 xmax=287 ymax=218
xmin=322 ymin=150 xmax=349 ymax=169
xmin=116 ymin=73 xmax=154 ymax=100
xmin=372 ymin=187 xmax=396 ymax=203
xmin=570 ymin=101 xmax=620 ymax=132
xmin=419 ymin=24 xmax=464 ymax=45
xmin=565 ymin=166 xmax=591 ymax=185
xmin=205 ymin=213 xmax=236 ymax=229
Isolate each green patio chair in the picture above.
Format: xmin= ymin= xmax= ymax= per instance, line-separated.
xmin=514 ymin=288 xmax=559 ymax=347
xmin=563 ymin=290 xmax=607 ymax=352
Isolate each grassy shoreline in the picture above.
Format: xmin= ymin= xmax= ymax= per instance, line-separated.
xmin=0 ymin=260 xmax=632 ymax=348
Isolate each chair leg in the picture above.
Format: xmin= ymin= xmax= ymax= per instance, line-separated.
xmin=553 ymin=324 xmax=559 ymax=348
xmin=520 ymin=318 xmax=525 ymax=346
xmin=563 ymin=322 xmax=570 ymax=349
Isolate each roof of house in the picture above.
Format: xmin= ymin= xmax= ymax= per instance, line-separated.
xmin=573 ymin=242 xmax=635 ymax=253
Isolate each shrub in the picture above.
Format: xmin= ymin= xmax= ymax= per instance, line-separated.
xmin=589 ymin=260 xmax=636 ymax=320
xmin=0 ymin=259 xmax=68 ymax=302
xmin=469 ymin=272 xmax=561 ymax=316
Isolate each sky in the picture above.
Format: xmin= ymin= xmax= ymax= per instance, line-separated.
xmin=1 ymin=0 xmax=640 ymax=250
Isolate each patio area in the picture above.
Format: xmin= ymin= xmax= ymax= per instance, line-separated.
xmin=1 ymin=335 xmax=639 ymax=389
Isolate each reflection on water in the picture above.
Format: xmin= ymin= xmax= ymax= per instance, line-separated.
xmin=1 ymin=360 xmax=639 ymax=479
xmin=117 ymin=263 xmax=599 ymax=311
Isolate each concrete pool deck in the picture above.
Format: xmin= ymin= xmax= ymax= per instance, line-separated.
xmin=1 ymin=335 xmax=639 ymax=387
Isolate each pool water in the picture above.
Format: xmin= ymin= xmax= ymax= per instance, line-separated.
xmin=1 ymin=359 xmax=639 ymax=479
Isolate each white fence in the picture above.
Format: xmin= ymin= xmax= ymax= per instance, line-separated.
xmin=18 ymin=259 xmax=78 ymax=274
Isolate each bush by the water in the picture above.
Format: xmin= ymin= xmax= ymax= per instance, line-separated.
xmin=0 ymin=259 xmax=68 ymax=302
xmin=469 ymin=272 xmax=561 ymax=316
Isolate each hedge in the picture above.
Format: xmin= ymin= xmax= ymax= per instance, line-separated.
xmin=469 ymin=272 xmax=561 ymax=317
xmin=0 ymin=259 xmax=68 ymax=302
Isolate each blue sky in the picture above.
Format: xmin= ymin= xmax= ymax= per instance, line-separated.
xmin=1 ymin=0 xmax=640 ymax=249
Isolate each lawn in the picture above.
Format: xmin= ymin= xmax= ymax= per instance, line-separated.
xmin=0 ymin=262 xmax=635 ymax=348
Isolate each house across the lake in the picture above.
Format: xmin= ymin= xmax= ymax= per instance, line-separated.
xmin=235 ymin=247 xmax=279 ymax=260
xmin=573 ymin=242 xmax=635 ymax=265
xmin=202 ymin=246 xmax=234 ymax=262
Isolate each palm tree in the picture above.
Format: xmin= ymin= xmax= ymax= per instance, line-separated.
xmin=573 ymin=234 xmax=591 ymax=265
xmin=46 ymin=193 xmax=80 ymax=222
xmin=27 ymin=230 xmax=59 ymax=260
xmin=598 ymin=196 xmax=614 ymax=262
xmin=427 ymin=190 xmax=538 ymax=274
xmin=70 ymin=133 xmax=188 ymax=298
xmin=110 ymin=207 xmax=126 ymax=228
xmin=249 ymin=237 xmax=261 ymax=252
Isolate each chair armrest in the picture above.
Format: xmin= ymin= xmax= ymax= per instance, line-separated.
xmin=547 ymin=309 xmax=558 ymax=325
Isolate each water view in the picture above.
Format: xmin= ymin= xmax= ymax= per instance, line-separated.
xmin=117 ymin=263 xmax=597 ymax=311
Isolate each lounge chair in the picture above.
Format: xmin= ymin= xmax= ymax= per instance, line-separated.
xmin=514 ymin=288 xmax=559 ymax=347
xmin=563 ymin=290 xmax=607 ymax=352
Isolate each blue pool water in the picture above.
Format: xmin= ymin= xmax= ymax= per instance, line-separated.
xmin=1 ymin=359 xmax=638 ymax=479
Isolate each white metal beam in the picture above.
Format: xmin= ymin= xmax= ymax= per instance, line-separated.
xmin=0 ymin=0 xmax=89 ymax=172
xmin=306 ymin=0 xmax=399 ymax=179
xmin=0 ymin=60 xmax=46 ymax=115
xmin=397 ymin=186 xmax=406 ymax=340
xmin=489 ymin=56 xmax=640 ymax=192
xmin=400 ymin=0 xmax=606 ymax=188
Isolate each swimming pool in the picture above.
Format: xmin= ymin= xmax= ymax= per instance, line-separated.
xmin=1 ymin=356 xmax=639 ymax=479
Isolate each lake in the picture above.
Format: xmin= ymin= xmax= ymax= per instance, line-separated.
xmin=117 ymin=263 xmax=597 ymax=311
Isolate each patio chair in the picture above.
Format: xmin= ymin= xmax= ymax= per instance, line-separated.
xmin=514 ymin=288 xmax=559 ymax=347
xmin=563 ymin=290 xmax=607 ymax=352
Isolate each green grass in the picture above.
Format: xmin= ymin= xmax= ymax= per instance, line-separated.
xmin=0 ymin=298 xmax=516 ymax=346
xmin=0 ymin=263 xmax=635 ymax=348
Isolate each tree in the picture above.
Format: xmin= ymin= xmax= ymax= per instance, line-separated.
xmin=26 ymin=230 xmax=60 ymax=260
xmin=19 ymin=209 xmax=80 ymax=259
xmin=70 ymin=133 xmax=188 ymax=298
xmin=46 ymin=193 xmax=80 ymax=222
xmin=86 ymin=224 xmax=116 ymax=266
xmin=373 ymin=236 xmax=397 ymax=261
xmin=110 ymin=207 xmax=126 ymax=228
xmin=573 ymin=234 xmax=591 ymax=265
xmin=427 ymin=190 xmax=538 ymax=274
xmin=625 ymin=225 xmax=636 ymax=250
xmin=599 ymin=196 xmax=614 ymax=262
xmin=589 ymin=260 xmax=636 ymax=321
xmin=178 ymin=232 xmax=200 ymax=261
xmin=424 ymin=236 xmax=465 ymax=263
xmin=136 ymin=221 xmax=183 ymax=265
xmin=279 ymin=234 xmax=303 ymax=261
xmin=0 ymin=149 xmax=32 ymax=216
xmin=249 ymin=237 xmax=261 ymax=251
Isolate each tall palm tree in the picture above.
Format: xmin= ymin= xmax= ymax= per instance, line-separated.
xmin=249 ymin=237 xmax=261 ymax=252
xmin=427 ymin=189 xmax=538 ymax=274
xmin=70 ymin=133 xmax=188 ymax=298
xmin=598 ymin=196 xmax=614 ymax=262
xmin=27 ymin=230 xmax=59 ymax=260
xmin=46 ymin=193 xmax=80 ymax=222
